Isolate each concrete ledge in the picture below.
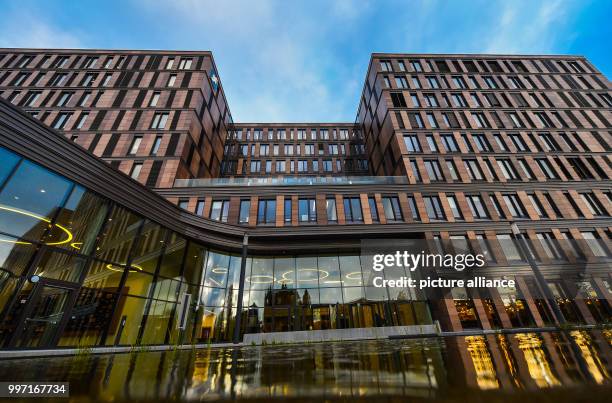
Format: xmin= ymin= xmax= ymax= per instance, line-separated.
xmin=243 ymin=323 xmax=440 ymax=345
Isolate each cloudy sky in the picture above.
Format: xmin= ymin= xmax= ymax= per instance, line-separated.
xmin=0 ymin=0 xmax=609 ymax=122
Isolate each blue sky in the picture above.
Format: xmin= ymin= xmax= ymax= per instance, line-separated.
xmin=0 ymin=0 xmax=609 ymax=122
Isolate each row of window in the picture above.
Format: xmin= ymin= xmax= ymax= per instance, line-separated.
xmin=27 ymin=109 xmax=174 ymax=131
xmin=402 ymin=153 xmax=607 ymax=183
xmin=380 ymin=71 xmax=608 ymax=94
xmin=230 ymin=128 xmax=357 ymax=141
xmin=386 ymin=87 xmax=612 ymax=111
xmin=390 ymin=97 xmax=610 ymax=131
xmin=179 ymin=190 xmax=610 ymax=225
xmin=402 ymin=131 xmax=608 ymax=154
xmin=0 ymin=53 xmax=198 ymax=71
xmin=226 ymin=143 xmax=367 ymax=157
xmin=378 ymin=58 xmax=591 ymax=77
xmin=11 ymin=89 xmax=174 ymax=110
xmin=1 ymin=69 xmax=186 ymax=90
xmin=228 ymin=158 xmax=369 ymax=175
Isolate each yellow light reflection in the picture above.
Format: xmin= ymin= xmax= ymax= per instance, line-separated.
xmin=0 ymin=204 xmax=75 ymax=247
xmin=105 ymin=263 xmax=144 ymax=273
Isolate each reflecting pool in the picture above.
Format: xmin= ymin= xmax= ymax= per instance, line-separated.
xmin=0 ymin=331 xmax=609 ymax=402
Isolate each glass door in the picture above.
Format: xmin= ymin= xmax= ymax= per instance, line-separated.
xmin=12 ymin=285 xmax=74 ymax=348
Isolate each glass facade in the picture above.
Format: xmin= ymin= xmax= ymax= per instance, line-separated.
xmin=0 ymin=145 xmax=433 ymax=348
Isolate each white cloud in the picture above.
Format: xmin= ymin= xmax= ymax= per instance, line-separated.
xmin=0 ymin=10 xmax=84 ymax=49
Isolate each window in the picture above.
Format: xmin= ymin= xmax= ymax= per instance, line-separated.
xmin=447 ymin=195 xmax=463 ymax=220
xmin=395 ymin=76 xmax=408 ymax=88
xmin=470 ymin=93 xmax=482 ymax=107
xmin=471 ymin=134 xmax=492 ymax=151
xmin=580 ymin=232 xmax=608 ymax=257
xmin=424 ymin=93 xmax=438 ymax=107
xmin=323 ymin=160 xmax=332 ymax=172
xmin=483 ymin=76 xmax=497 ymax=89
xmin=52 ymin=56 xmax=69 ymax=68
xmin=427 ymin=113 xmax=438 ymax=128
xmin=423 ymin=196 xmax=445 ymax=220
xmin=151 ymin=113 xmax=169 ymax=129
xmin=102 ymin=74 xmax=112 ymax=86
xmin=508 ymin=133 xmax=527 ymax=151
xmin=467 ymin=195 xmax=489 ymax=219
xmin=411 ymin=76 xmax=421 ymax=88
xmin=493 ymin=134 xmax=508 ymax=151
xmin=528 ymin=194 xmax=547 ymax=218
xmin=250 ymin=160 xmax=261 ymax=173
xmin=76 ymin=113 xmax=88 ymax=129
xmin=403 ymin=134 xmax=421 ymax=152
xmin=503 ymin=194 xmax=527 ymax=218
xmin=581 ymin=193 xmax=606 ymax=216
xmin=538 ymin=132 xmax=559 ymax=151
xmin=51 ymin=73 xmax=68 ymax=86
xmin=82 ymin=73 xmax=96 ymax=87
xmin=382 ymin=197 xmax=403 ymax=221
xmin=410 ymin=161 xmax=422 ymax=182
xmin=284 ymin=198 xmax=292 ymax=223
xmin=312 ymin=160 xmax=318 ymax=171
xmin=52 ymin=112 xmax=72 ymax=129
xmin=489 ymin=195 xmax=505 ymax=218
xmin=426 ymin=76 xmax=440 ymax=88
xmin=79 ymin=92 xmax=91 ymax=107
xmin=257 ymin=199 xmax=276 ymax=224
xmin=167 ymin=74 xmax=177 ymax=87
xmin=424 ymin=160 xmax=444 ymax=181
xmin=368 ymin=197 xmax=379 ymax=222
xmin=259 ymin=144 xmax=269 ymax=156
xmin=508 ymin=112 xmax=522 ymax=128
xmin=56 ymin=92 xmax=72 ymax=107
xmin=446 ymin=160 xmax=459 ymax=181
xmin=517 ymin=159 xmax=534 ymax=180
xmin=264 ymin=160 xmax=272 ymax=173
xmin=177 ymin=199 xmax=189 ymax=210
xmin=326 ymin=198 xmax=338 ymax=222
xmin=535 ymin=158 xmax=558 ymax=179
xmin=126 ymin=136 xmax=141 ymax=155
xmin=298 ymin=199 xmax=317 ymax=222
xmin=380 ymin=60 xmax=392 ymax=72
xmin=178 ymin=58 xmax=192 ymax=70
xmin=410 ymin=60 xmax=422 ymax=72
xmin=391 ymin=92 xmax=407 ymax=107
xmin=195 ymin=200 xmax=205 ymax=216
xmin=497 ymin=159 xmax=519 ymax=180
xmin=343 ymin=197 xmax=363 ymax=223
xmin=130 ymin=162 xmax=142 ymax=179
xmin=297 ymin=160 xmax=307 ymax=172
xmin=150 ymin=92 xmax=160 ymax=106
xmin=452 ymin=76 xmax=467 ymax=89
xmin=464 ymin=159 xmax=484 ymax=180
xmin=471 ymin=112 xmax=488 ymax=128
xmin=166 ymin=58 xmax=175 ymax=69
xmin=104 ymin=57 xmax=113 ymax=68
xmin=536 ymin=233 xmax=564 ymax=261
xmin=497 ymin=234 xmax=522 ymax=261
xmin=451 ymin=93 xmax=467 ymax=107
xmin=398 ymin=61 xmax=406 ymax=71
xmin=567 ymin=157 xmax=594 ymax=179
xmin=23 ymin=91 xmax=41 ymax=107
xmin=406 ymin=196 xmax=419 ymax=220
xmin=275 ymin=160 xmax=286 ymax=173
xmin=426 ymin=135 xmax=438 ymax=152
xmin=13 ymin=72 xmax=28 ymax=86
xmin=210 ymin=200 xmax=230 ymax=222
xmin=151 ymin=136 xmax=162 ymax=155
xmin=441 ymin=134 xmax=458 ymax=152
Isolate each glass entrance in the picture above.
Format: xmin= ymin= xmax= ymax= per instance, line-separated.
xmin=13 ymin=285 xmax=73 ymax=348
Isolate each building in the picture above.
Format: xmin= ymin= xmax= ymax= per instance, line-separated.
xmin=0 ymin=49 xmax=610 ymax=350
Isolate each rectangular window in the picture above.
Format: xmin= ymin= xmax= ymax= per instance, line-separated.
xmin=52 ymin=112 xmax=72 ymax=129
xmin=423 ymin=196 xmax=446 ymax=220
xmin=257 ymin=199 xmax=276 ymax=224
xmin=580 ymin=232 xmax=608 ymax=257
xmin=464 ymin=159 xmax=484 ymax=180
xmin=76 ymin=113 xmax=88 ymax=129
xmin=275 ymin=160 xmax=286 ymax=173
xmin=284 ymin=198 xmax=292 ymax=223
xmin=128 ymin=136 xmax=142 ymax=155
xmin=196 ymin=200 xmax=205 ymax=216
xmin=298 ymin=199 xmax=317 ymax=222
xmin=471 ymin=133 xmax=492 ymax=151
xmin=250 ymin=160 xmax=261 ymax=173
xmin=210 ymin=200 xmax=230 ymax=222
xmin=447 ymin=195 xmax=463 ymax=220
xmin=407 ymin=196 xmax=419 ymax=220
xmin=326 ymin=198 xmax=338 ymax=222
xmin=424 ymin=160 xmax=444 ymax=181
xmin=150 ymin=92 xmax=160 ymax=107
xmin=167 ymin=74 xmax=177 ymax=87
xmin=581 ymin=193 xmax=605 ymax=216
xmin=391 ymin=92 xmax=407 ymax=107
xmin=528 ymin=194 xmax=547 ymax=218
xmin=343 ymin=197 xmax=363 ymax=223
xmin=410 ymin=160 xmax=422 ymax=182
xmin=497 ymin=159 xmax=519 ymax=180
xmin=151 ymin=112 xmax=169 ymax=129
xmin=179 ymin=58 xmax=192 ymax=70
xmin=466 ymin=195 xmax=489 ymax=219
xmin=166 ymin=58 xmax=175 ymax=69
xmin=441 ymin=134 xmax=458 ymax=152
xmin=446 ymin=160 xmax=459 ymax=181
xmin=368 ymin=197 xmax=379 ymax=222
xmin=130 ymin=162 xmax=142 ymax=180
xmin=382 ymin=197 xmax=403 ymax=222
xmin=403 ymin=134 xmax=421 ymax=152
xmin=503 ymin=194 xmax=527 ymax=218
xmin=535 ymin=158 xmax=559 ymax=179
xmin=151 ymin=136 xmax=162 ymax=155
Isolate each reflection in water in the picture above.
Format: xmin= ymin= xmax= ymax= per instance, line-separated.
xmin=0 ymin=331 xmax=608 ymax=401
